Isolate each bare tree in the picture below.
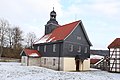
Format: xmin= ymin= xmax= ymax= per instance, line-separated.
xmin=12 ymin=26 xmax=23 ymax=49
xmin=6 ymin=27 xmax=14 ymax=48
xmin=0 ymin=19 xmax=9 ymax=57
xmin=0 ymin=18 xmax=24 ymax=58
xmin=25 ymin=32 xmax=36 ymax=48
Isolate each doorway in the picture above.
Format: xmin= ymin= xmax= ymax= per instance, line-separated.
xmin=76 ymin=59 xmax=80 ymax=71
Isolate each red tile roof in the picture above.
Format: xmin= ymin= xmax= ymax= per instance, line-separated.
xmin=34 ymin=20 xmax=80 ymax=44
xmin=90 ymin=59 xmax=100 ymax=64
xmin=108 ymin=38 xmax=120 ymax=48
xmin=34 ymin=20 xmax=92 ymax=46
xmin=22 ymin=49 xmax=41 ymax=57
xmin=48 ymin=20 xmax=80 ymax=41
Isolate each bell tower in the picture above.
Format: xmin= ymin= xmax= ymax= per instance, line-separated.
xmin=45 ymin=7 xmax=59 ymax=35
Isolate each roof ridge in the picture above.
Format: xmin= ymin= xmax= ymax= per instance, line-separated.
xmin=51 ymin=20 xmax=81 ymax=32
xmin=59 ymin=20 xmax=81 ymax=27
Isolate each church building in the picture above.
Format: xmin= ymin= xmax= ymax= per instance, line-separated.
xmin=33 ymin=8 xmax=92 ymax=71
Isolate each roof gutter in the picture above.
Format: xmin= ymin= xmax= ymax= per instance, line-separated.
xmin=38 ymin=40 xmax=63 ymax=45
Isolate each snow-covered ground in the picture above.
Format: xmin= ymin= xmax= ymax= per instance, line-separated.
xmin=0 ymin=62 xmax=119 ymax=80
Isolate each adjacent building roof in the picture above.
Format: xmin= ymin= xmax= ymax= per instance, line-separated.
xmin=108 ymin=38 xmax=120 ymax=48
xmin=90 ymin=50 xmax=109 ymax=56
xmin=20 ymin=49 xmax=41 ymax=57
xmin=34 ymin=20 xmax=92 ymax=46
xmin=90 ymin=55 xmax=104 ymax=59
xmin=90 ymin=59 xmax=100 ymax=64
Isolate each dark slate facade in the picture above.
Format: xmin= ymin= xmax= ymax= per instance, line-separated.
xmin=63 ymin=22 xmax=91 ymax=58
xmin=34 ymin=41 xmax=63 ymax=57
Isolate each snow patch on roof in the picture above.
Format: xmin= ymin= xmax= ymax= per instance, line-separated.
xmin=90 ymin=55 xmax=104 ymax=59
xmin=29 ymin=53 xmax=39 ymax=57
xmin=35 ymin=34 xmax=52 ymax=44
xmin=47 ymin=37 xmax=55 ymax=42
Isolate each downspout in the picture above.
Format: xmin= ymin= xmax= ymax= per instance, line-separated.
xmin=27 ymin=56 xmax=29 ymax=66
xmin=58 ymin=43 xmax=61 ymax=71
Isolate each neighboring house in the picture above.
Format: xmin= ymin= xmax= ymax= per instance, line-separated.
xmin=20 ymin=49 xmax=41 ymax=66
xmin=33 ymin=9 xmax=92 ymax=71
xmin=90 ymin=50 xmax=109 ymax=64
xmin=108 ymin=38 xmax=120 ymax=73
xmin=90 ymin=50 xmax=109 ymax=69
xmin=90 ymin=55 xmax=104 ymax=64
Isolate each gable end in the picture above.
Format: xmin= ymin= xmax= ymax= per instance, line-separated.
xmin=64 ymin=21 xmax=92 ymax=46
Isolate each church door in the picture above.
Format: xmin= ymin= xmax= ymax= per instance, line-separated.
xmin=76 ymin=59 xmax=80 ymax=71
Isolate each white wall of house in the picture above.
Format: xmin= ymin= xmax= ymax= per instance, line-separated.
xmin=41 ymin=57 xmax=63 ymax=70
xmin=21 ymin=56 xmax=90 ymax=71
xmin=63 ymin=57 xmax=90 ymax=71
xmin=21 ymin=56 xmax=28 ymax=66
xmin=109 ymin=48 xmax=120 ymax=72
xmin=41 ymin=57 xmax=90 ymax=71
xmin=21 ymin=56 xmax=41 ymax=66
xmin=28 ymin=57 xmax=41 ymax=66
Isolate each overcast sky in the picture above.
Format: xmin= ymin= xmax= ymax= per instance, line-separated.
xmin=0 ymin=0 xmax=120 ymax=50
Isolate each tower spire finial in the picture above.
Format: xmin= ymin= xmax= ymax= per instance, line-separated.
xmin=53 ymin=7 xmax=54 ymax=11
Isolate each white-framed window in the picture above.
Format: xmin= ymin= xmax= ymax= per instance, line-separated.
xmin=37 ymin=46 xmax=39 ymax=51
xmin=53 ymin=44 xmax=56 ymax=52
xmin=78 ymin=46 xmax=81 ymax=52
xmin=69 ymin=44 xmax=73 ymax=52
xmin=77 ymin=36 xmax=81 ymax=40
xmin=85 ymin=47 xmax=87 ymax=53
xmin=53 ymin=59 xmax=55 ymax=66
xmin=44 ymin=45 xmax=47 ymax=52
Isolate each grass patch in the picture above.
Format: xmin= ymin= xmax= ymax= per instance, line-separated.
xmin=0 ymin=59 xmax=9 ymax=62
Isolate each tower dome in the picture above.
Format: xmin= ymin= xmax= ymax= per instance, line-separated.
xmin=45 ymin=8 xmax=59 ymax=35
xmin=50 ymin=9 xmax=56 ymax=19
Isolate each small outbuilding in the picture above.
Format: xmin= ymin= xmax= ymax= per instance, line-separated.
xmin=108 ymin=38 xmax=120 ymax=73
xmin=20 ymin=49 xmax=41 ymax=66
